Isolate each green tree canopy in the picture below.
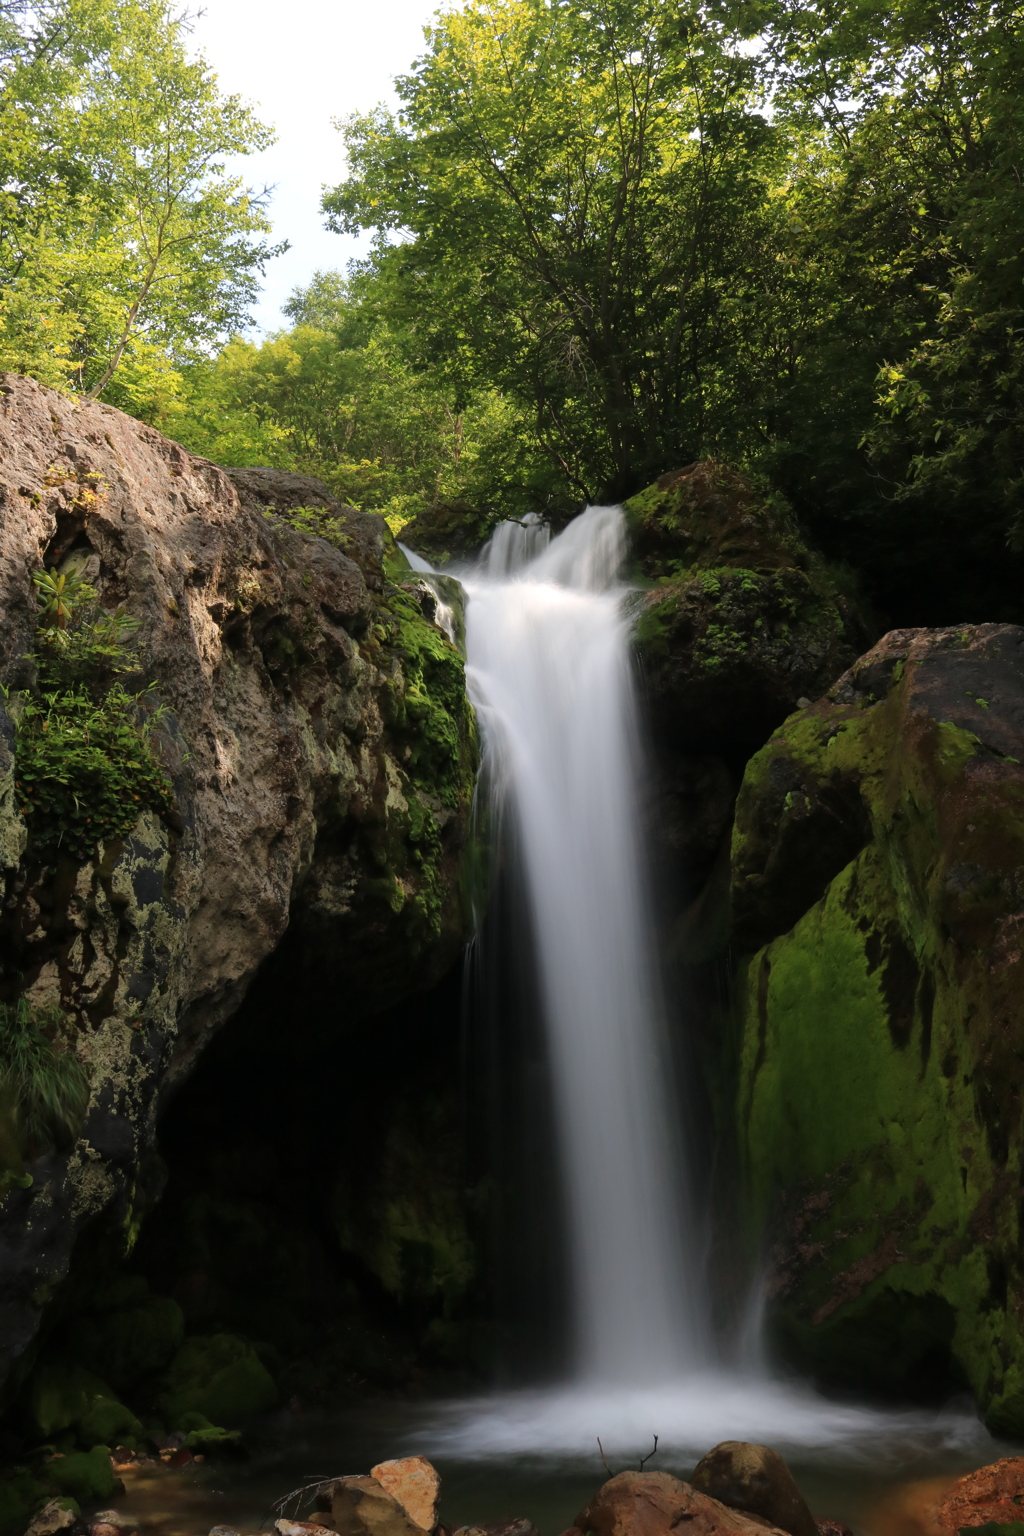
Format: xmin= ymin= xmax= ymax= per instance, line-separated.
xmin=326 ymin=0 xmax=794 ymax=501
xmin=0 ymin=0 xmax=280 ymax=411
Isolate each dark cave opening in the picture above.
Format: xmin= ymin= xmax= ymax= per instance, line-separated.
xmin=132 ymin=941 xmax=492 ymax=1406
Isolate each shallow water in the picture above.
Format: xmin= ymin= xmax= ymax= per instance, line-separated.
xmin=115 ymin=1386 xmax=1010 ymax=1536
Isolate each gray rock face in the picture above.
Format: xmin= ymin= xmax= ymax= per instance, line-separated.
xmin=0 ymin=375 xmax=476 ymax=1400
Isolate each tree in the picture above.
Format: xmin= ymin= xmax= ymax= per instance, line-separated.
xmin=743 ymin=0 xmax=1024 ymax=616
xmin=326 ymin=0 xmax=791 ymax=501
xmin=174 ymin=271 xmax=564 ymax=531
xmin=0 ymin=0 xmax=280 ymax=409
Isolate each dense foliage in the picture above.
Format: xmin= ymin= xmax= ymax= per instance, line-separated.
xmin=2 ymin=0 xmax=1021 ymax=620
xmin=0 ymin=0 xmax=278 ymax=414
xmin=320 ymin=0 xmax=1024 ymax=617
xmin=170 ymin=269 xmax=567 ymax=530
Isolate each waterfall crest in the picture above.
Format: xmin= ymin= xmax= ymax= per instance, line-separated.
xmin=464 ymin=506 xmax=706 ymax=1384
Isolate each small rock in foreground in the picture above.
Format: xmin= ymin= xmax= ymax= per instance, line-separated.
xmin=25 ymin=1502 xmax=77 ymax=1536
xmin=452 ymin=1522 xmax=537 ymax=1536
xmin=331 ymin=1476 xmax=431 ymax=1536
xmin=371 ymin=1457 xmax=441 ymax=1533
xmin=690 ymin=1441 xmax=818 ymax=1536
xmin=574 ymin=1470 xmax=791 ymax=1536
xmin=938 ymin=1459 xmax=1024 ymax=1530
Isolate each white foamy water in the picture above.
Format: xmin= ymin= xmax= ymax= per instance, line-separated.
xmin=419 ymin=1378 xmax=991 ymax=1465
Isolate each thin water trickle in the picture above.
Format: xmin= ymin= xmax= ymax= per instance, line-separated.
xmin=464 ymin=505 xmax=704 ymax=1383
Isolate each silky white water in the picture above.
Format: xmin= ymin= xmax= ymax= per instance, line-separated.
xmin=410 ymin=506 xmax=993 ymax=1464
xmin=464 ymin=506 xmax=704 ymax=1383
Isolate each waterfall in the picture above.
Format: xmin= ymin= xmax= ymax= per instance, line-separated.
xmin=403 ymin=509 xmax=988 ymax=1462
xmin=463 ymin=505 xmax=707 ymax=1384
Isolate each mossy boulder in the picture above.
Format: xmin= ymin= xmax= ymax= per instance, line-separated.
xmin=41 ymin=1443 xmax=120 ymax=1505
xmin=730 ymin=623 xmax=1024 ymax=1426
xmin=332 ymin=1079 xmax=477 ymax=1313
xmin=392 ymin=502 xmax=494 ymax=567
xmin=41 ymin=1447 xmax=119 ymax=1505
xmin=157 ymin=1334 xmax=277 ymax=1428
xmin=625 ymin=462 xmax=868 ymax=757
xmin=0 ymin=1469 xmax=53 ymax=1536
xmin=27 ymin=1361 xmax=141 ymax=1448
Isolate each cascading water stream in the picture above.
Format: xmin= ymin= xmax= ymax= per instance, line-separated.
xmin=464 ymin=506 xmax=704 ymax=1383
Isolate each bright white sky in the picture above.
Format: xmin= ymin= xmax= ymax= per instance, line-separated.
xmin=187 ymin=0 xmax=448 ymax=333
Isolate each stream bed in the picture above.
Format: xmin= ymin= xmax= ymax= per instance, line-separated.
xmin=113 ymin=1389 xmax=1013 ymax=1536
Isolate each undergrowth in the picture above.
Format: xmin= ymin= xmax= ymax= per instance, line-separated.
xmin=0 ymin=998 xmax=89 ymax=1177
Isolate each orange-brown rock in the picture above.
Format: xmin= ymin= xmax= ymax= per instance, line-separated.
xmin=574 ymin=1471 xmax=790 ymax=1536
xmin=370 ymin=1456 xmax=441 ymax=1532
xmin=331 ymin=1476 xmax=430 ymax=1536
xmin=937 ymin=1458 xmax=1024 ymax=1531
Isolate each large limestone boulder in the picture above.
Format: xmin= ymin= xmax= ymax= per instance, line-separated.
xmin=729 ymin=623 xmax=1024 ymax=1430
xmin=0 ymin=375 xmax=476 ymax=1404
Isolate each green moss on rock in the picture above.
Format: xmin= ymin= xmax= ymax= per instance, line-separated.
xmin=731 ymin=623 xmax=1024 ymax=1426
xmin=158 ymin=1334 xmax=277 ymax=1429
xmin=624 ymin=462 xmax=869 ymax=753
xmin=28 ymin=1362 xmax=141 ymax=1448
xmin=333 ymin=1080 xmax=477 ymax=1313
xmin=42 ymin=1447 xmax=119 ymax=1505
xmin=62 ymin=1279 xmax=184 ymax=1393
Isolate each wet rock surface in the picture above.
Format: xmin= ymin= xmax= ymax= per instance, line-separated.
xmin=626 ymin=463 xmax=867 ymax=760
xmin=622 ymin=462 xmax=869 ymax=966
xmin=730 ymin=623 xmax=1024 ymax=1429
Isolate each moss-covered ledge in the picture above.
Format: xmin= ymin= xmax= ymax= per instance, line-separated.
xmin=625 ymin=461 xmax=870 ymax=758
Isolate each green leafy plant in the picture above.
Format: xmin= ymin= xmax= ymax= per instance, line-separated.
xmin=13 ymin=568 xmax=175 ymax=861
xmin=34 ymin=604 xmax=143 ymax=696
xmin=31 ymin=567 xmax=96 ymax=630
xmin=0 ymin=998 xmax=90 ymax=1165
xmin=15 ymin=683 xmax=174 ymax=860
